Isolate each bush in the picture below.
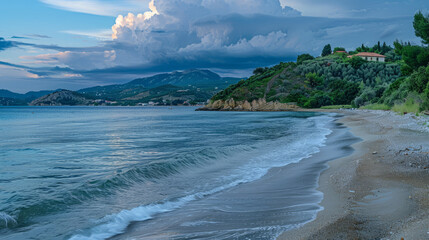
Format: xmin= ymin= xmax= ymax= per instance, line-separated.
xmin=409 ymin=65 xmax=429 ymax=93
xmin=392 ymin=97 xmax=421 ymax=114
xmin=422 ymin=81 xmax=429 ymax=110
xmin=253 ymin=67 xmax=265 ymax=75
xmin=297 ymin=53 xmax=315 ymax=65
xmin=333 ymin=47 xmax=346 ymax=52
xmin=305 ymin=73 xmax=323 ymax=87
xmin=347 ymin=56 xmax=367 ymax=69
xmin=304 ymin=91 xmax=332 ymax=108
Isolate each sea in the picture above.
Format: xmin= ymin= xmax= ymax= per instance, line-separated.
xmin=0 ymin=107 xmax=358 ymax=240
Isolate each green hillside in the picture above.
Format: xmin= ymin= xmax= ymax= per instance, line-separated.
xmin=206 ymin=12 xmax=429 ymax=113
xmin=211 ymin=55 xmax=401 ymax=108
xmin=78 ymin=69 xmax=241 ymax=105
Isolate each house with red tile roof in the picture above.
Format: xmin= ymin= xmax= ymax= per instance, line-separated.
xmin=347 ymin=52 xmax=386 ymax=62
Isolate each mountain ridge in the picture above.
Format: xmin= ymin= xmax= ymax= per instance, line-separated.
xmin=2 ymin=69 xmax=242 ymax=106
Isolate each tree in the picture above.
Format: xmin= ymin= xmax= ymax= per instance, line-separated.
xmin=305 ymin=73 xmax=323 ymax=87
xmin=347 ymin=56 xmax=367 ymax=69
xmin=333 ymin=47 xmax=346 ymax=52
xmin=413 ymin=11 xmax=429 ymax=45
xmin=356 ymin=44 xmax=370 ymax=52
xmin=321 ymin=44 xmax=332 ymax=56
xmin=297 ymin=53 xmax=315 ymax=65
xmin=401 ymin=45 xmax=429 ymax=75
xmin=253 ymin=67 xmax=265 ymax=75
xmin=381 ymin=42 xmax=390 ymax=54
xmin=393 ymin=40 xmax=404 ymax=55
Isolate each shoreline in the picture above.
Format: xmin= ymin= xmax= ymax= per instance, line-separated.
xmin=108 ymin=112 xmax=357 ymax=240
xmin=278 ymin=109 xmax=429 ymax=239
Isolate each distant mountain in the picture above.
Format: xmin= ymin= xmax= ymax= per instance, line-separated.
xmin=122 ymin=84 xmax=212 ymax=103
xmin=30 ymin=90 xmax=94 ymax=106
xmin=1 ymin=69 xmax=242 ymax=106
xmin=78 ymin=69 xmax=242 ymax=105
xmin=0 ymin=89 xmax=23 ymax=99
xmin=0 ymin=89 xmax=56 ymax=102
xmin=24 ymin=90 xmax=56 ymax=101
xmin=126 ymin=69 xmax=238 ymax=89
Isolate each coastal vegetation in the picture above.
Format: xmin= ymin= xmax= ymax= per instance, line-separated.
xmin=208 ymin=12 xmax=429 ymax=113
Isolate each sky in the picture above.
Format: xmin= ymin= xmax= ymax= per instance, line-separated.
xmin=0 ymin=0 xmax=427 ymax=93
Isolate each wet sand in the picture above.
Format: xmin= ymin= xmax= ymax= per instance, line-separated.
xmin=278 ymin=110 xmax=429 ymax=240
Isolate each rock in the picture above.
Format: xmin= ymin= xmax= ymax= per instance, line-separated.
xmin=199 ymin=98 xmax=299 ymax=111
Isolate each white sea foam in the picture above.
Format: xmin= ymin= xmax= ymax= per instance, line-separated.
xmin=0 ymin=212 xmax=17 ymax=228
xmin=69 ymin=179 xmax=251 ymax=240
xmin=69 ymin=114 xmax=334 ymax=240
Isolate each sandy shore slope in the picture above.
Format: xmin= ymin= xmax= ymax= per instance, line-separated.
xmin=278 ymin=110 xmax=429 ymax=240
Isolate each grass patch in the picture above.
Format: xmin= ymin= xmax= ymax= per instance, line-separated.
xmin=320 ymin=105 xmax=353 ymax=109
xmin=392 ymin=99 xmax=420 ymax=114
xmin=361 ymin=104 xmax=391 ymax=110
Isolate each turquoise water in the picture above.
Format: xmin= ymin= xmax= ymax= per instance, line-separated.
xmin=0 ymin=107 xmax=347 ymax=240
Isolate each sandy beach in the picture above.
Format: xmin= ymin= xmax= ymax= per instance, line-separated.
xmin=278 ymin=110 xmax=429 ymax=240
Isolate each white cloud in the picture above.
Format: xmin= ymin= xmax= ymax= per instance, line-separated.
xmin=62 ymin=29 xmax=112 ymax=40
xmin=31 ymin=0 xmax=422 ymax=73
xmin=112 ymin=0 xmax=160 ymax=40
xmin=21 ymin=50 xmax=116 ymax=70
xmin=39 ymin=0 xmax=150 ymax=16
xmin=279 ymin=0 xmax=427 ymax=18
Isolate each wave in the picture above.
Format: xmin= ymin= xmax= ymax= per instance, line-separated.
xmin=3 ymin=144 xmax=253 ymax=228
xmin=0 ymin=212 xmax=17 ymax=228
xmin=69 ymin=115 xmax=334 ymax=240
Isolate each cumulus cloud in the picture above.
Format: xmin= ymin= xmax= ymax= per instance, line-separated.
xmin=112 ymin=0 xmax=159 ymax=40
xmin=279 ymin=0 xmax=427 ymax=18
xmin=24 ymin=0 xmax=421 ymax=81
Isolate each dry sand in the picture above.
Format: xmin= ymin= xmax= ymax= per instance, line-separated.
xmin=278 ymin=110 xmax=429 ymax=240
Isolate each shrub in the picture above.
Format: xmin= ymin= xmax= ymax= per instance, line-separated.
xmin=305 ymin=73 xmax=323 ymax=87
xmin=253 ymin=67 xmax=265 ymax=75
xmin=333 ymin=47 xmax=346 ymax=52
xmin=297 ymin=54 xmax=315 ymax=65
xmin=304 ymin=91 xmax=332 ymax=108
xmin=392 ymin=97 xmax=421 ymax=114
xmin=347 ymin=56 xmax=367 ymax=69
xmin=409 ymin=65 xmax=429 ymax=93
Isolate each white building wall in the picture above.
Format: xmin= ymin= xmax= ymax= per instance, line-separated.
xmin=359 ymin=56 xmax=385 ymax=62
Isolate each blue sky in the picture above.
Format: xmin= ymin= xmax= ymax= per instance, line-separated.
xmin=0 ymin=0 xmax=427 ymax=93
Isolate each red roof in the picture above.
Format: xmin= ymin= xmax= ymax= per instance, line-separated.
xmin=334 ymin=51 xmax=347 ymax=53
xmin=354 ymin=52 xmax=386 ymax=58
